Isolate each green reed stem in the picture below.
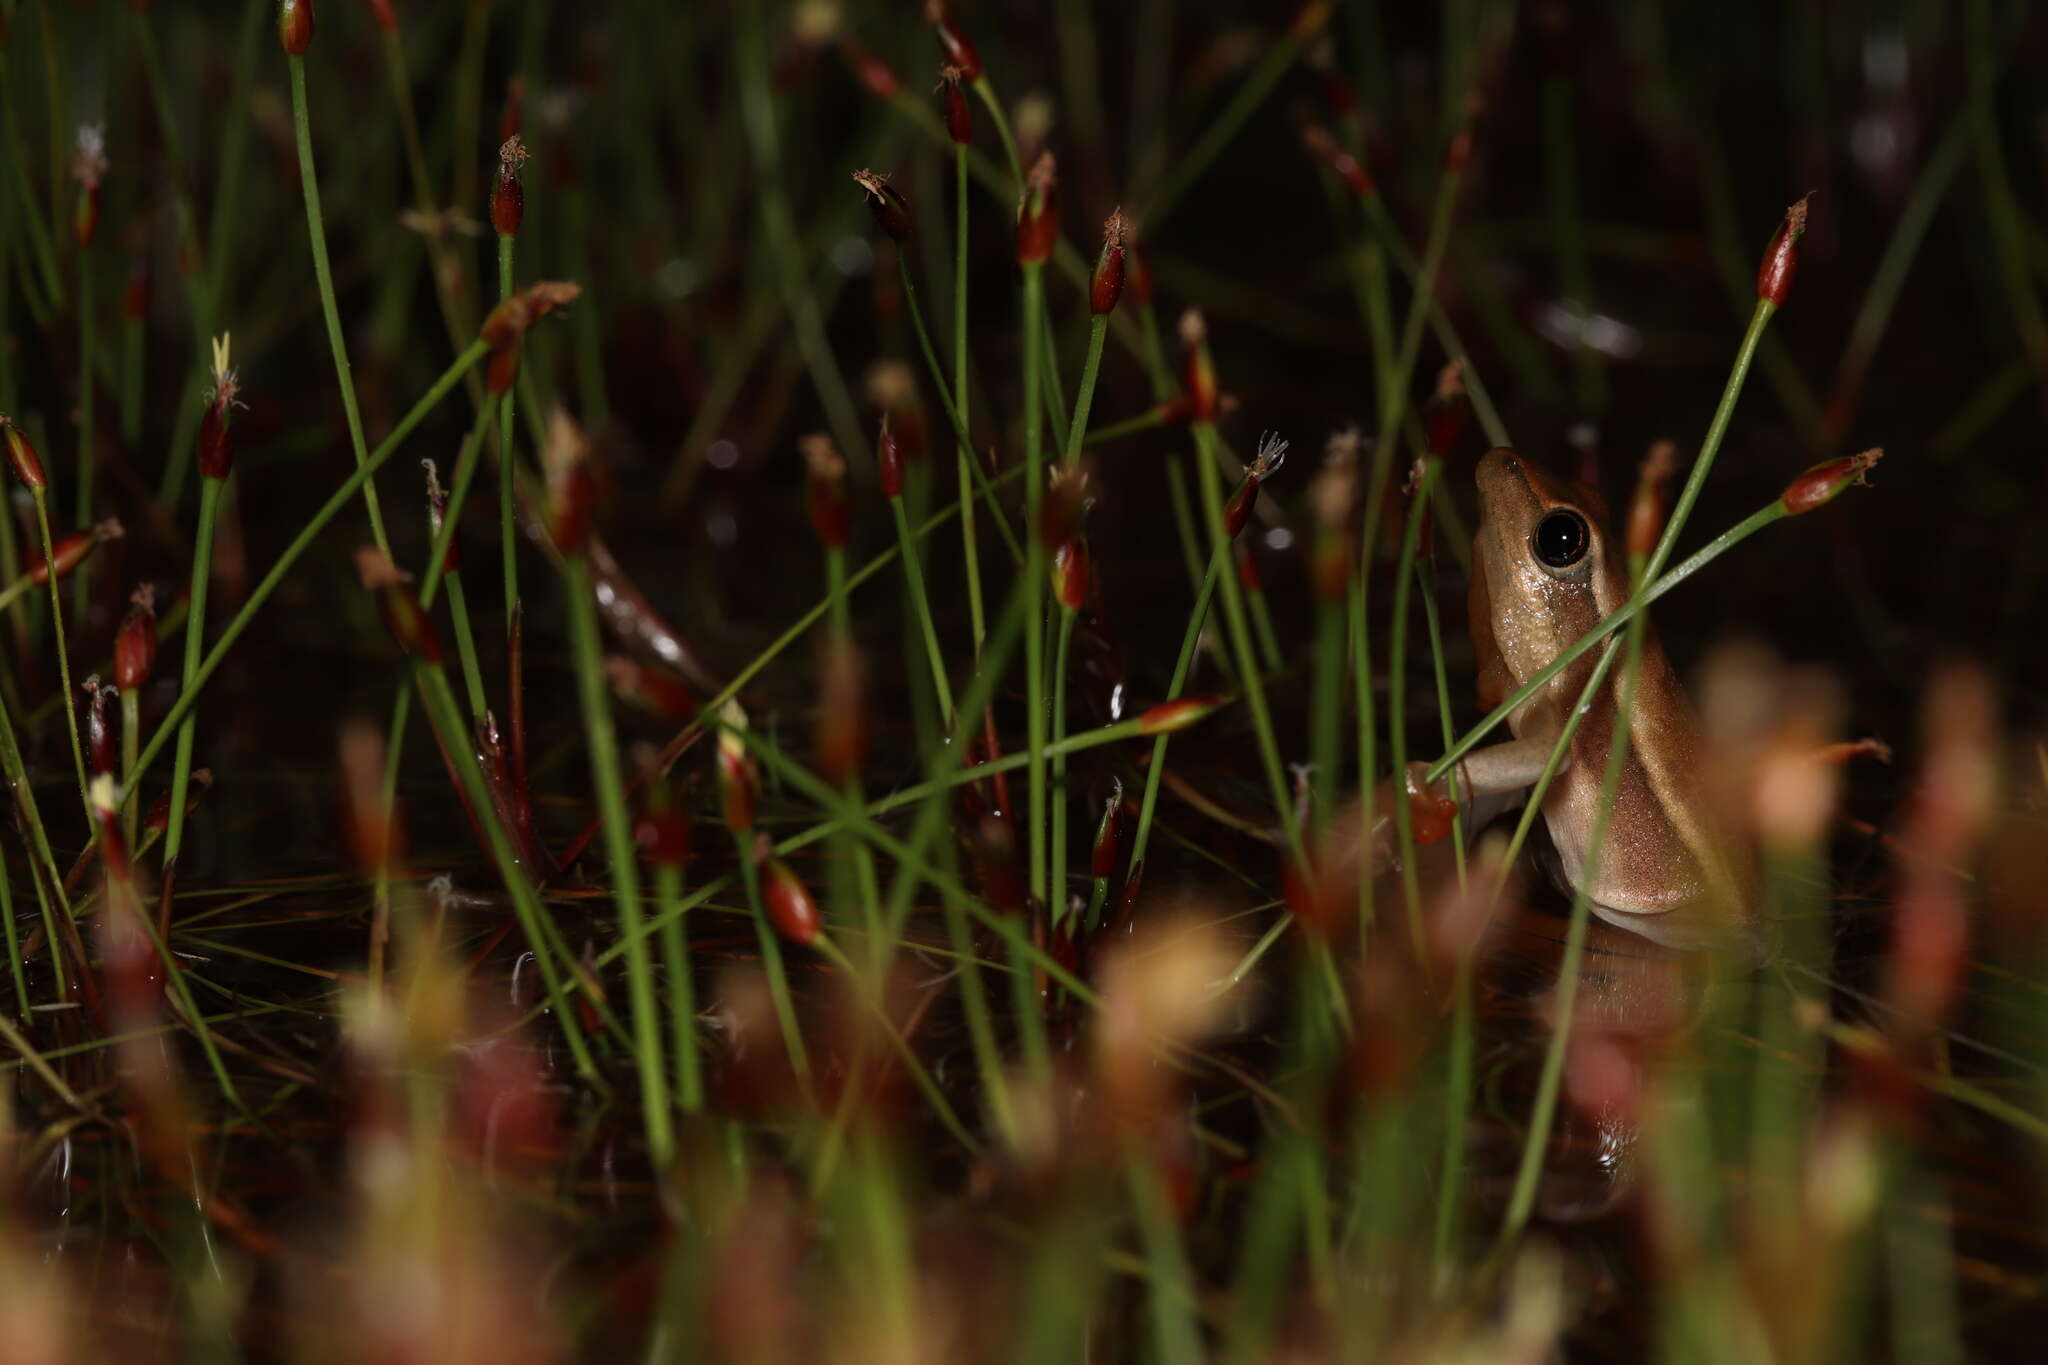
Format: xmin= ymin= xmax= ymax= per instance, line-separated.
xmin=0 ymin=837 xmax=24 ymax=1016
xmin=1022 ymin=264 xmax=1050 ymax=909
xmin=1082 ymin=405 xmax=1169 ymax=447
xmin=1385 ymin=459 xmax=1438 ymax=957
xmin=1049 ymin=606 xmax=1077 ymax=915
xmin=443 ymin=573 xmax=488 ymax=721
xmin=162 ymin=474 xmax=222 ymax=872
xmin=971 ymin=76 xmax=1023 ymax=187
xmin=31 ymin=492 xmax=89 ymax=823
xmin=497 ymin=234 xmax=520 ymax=619
xmin=887 ymin=497 xmax=955 ymax=729
xmin=72 ymin=251 xmax=92 ymax=626
xmin=288 ymin=54 xmax=391 ymax=554
xmin=1129 ymin=1147 xmax=1203 ymax=1365
xmin=653 ymin=863 xmax=702 ymax=1113
xmin=564 ymin=554 xmax=672 ymax=1163
xmin=736 ymin=849 xmax=811 ymax=1086
xmin=953 ymin=141 xmax=986 ymax=655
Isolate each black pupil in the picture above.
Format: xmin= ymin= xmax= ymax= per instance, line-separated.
xmin=1534 ymin=510 xmax=1589 ymax=568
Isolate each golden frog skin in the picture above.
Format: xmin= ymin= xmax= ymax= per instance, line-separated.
xmin=1463 ymin=448 xmax=1756 ymax=952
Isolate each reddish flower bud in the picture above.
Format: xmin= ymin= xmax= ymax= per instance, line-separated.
xmin=1224 ymin=432 xmax=1289 ymax=540
xmin=1039 ymin=465 xmax=1088 ymax=551
xmin=1626 ymin=441 xmax=1678 ymax=560
xmin=114 ymin=586 xmax=158 ymax=692
xmin=197 ymin=339 xmax=240 ymax=481
xmin=1015 ymin=152 xmax=1058 ymax=266
xmin=853 ymin=168 xmax=912 ymax=243
xmin=801 ymin=434 xmax=850 ymax=548
xmin=605 ymin=656 xmax=696 ymax=721
xmin=634 ymin=780 xmax=693 ymax=870
xmin=1052 ymin=538 xmax=1090 ymax=611
xmin=716 ymin=702 xmax=758 ymax=834
xmin=842 ymin=39 xmax=902 ymax=102
xmin=0 ymin=416 xmax=47 ymax=490
xmin=542 ymin=407 xmax=593 ymax=554
xmin=1091 ymin=210 xmax=1128 ymax=315
xmin=760 ymin=855 xmax=823 ymax=947
xmin=356 ymin=549 xmax=442 ymax=663
xmin=368 ymin=0 xmax=397 ymax=33
xmin=926 ymin=3 xmax=983 ymax=82
xmin=877 ymin=415 xmax=905 ymax=499
xmin=940 ymin=66 xmax=972 ymax=143
xmin=27 ymin=520 xmax=122 ymax=586
xmin=481 ymin=280 xmax=583 ymax=396
xmin=1091 ymin=779 xmax=1125 ymax=879
xmin=277 ymin=0 xmax=314 ymax=56
xmin=1135 ymin=694 xmax=1226 ymax=736
xmin=1128 ymin=243 xmax=1154 ymax=308
xmin=1757 ymin=194 xmax=1812 ymax=309
xmin=1782 ymin=447 xmax=1881 ymax=516
xmin=1179 ymin=309 xmax=1219 ymax=423
xmin=491 ymin=136 xmax=528 ymax=237
xmin=85 ymin=677 xmax=116 ymax=778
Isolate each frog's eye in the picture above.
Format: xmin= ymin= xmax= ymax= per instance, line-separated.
xmin=1532 ymin=509 xmax=1590 ymax=570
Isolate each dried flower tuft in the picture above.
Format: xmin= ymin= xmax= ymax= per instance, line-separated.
xmin=801 ymin=434 xmax=851 ymax=548
xmin=1015 ymin=152 xmax=1059 ymax=265
xmin=1179 ymin=308 xmax=1219 ymax=423
xmin=71 ymin=124 xmax=107 ymax=249
xmin=198 ymin=334 xmax=242 ymax=481
xmin=1224 ymin=432 xmax=1288 ymax=539
xmin=852 ymin=168 xmax=912 ymax=243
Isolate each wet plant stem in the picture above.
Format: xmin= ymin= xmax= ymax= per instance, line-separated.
xmin=1386 ymin=459 xmax=1447 ymax=962
xmin=498 ymin=235 xmax=520 ymax=618
xmin=824 ymin=545 xmax=887 ymax=964
xmin=886 ymin=500 xmax=954 ymax=729
xmin=287 ymin=54 xmax=391 ymax=555
xmin=1127 ymin=551 xmax=1222 ymax=875
xmin=443 ymin=573 xmax=488 ymax=720
xmin=972 ymin=77 xmax=1023 ymax=187
xmin=0 ymin=840 xmax=24 ymax=1015
xmin=564 ymin=553 xmax=673 ymax=1165
xmin=737 ymin=849 xmax=811 ymax=1086
xmin=73 ymin=253 xmax=93 ymax=626
xmin=31 ymin=492 xmax=90 ymax=824
xmin=653 ymin=863 xmax=702 ymax=1113
xmin=953 ymin=141 xmax=986 ymax=654
xmin=120 ymin=687 xmax=140 ymax=851
xmin=163 ymin=475 xmax=223 ymax=873
xmin=1022 ymin=261 xmax=1050 ymax=926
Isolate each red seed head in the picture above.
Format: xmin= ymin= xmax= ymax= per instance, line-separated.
xmin=1782 ymin=447 xmax=1882 ymax=516
xmin=1015 ymin=152 xmax=1059 ymax=266
xmin=1757 ymin=194 xmax=1813 ymax=309
xmin=1039 ymin=465 xmax=1089 ymax=551
xmin=491 ymin=136 xmax=528 ymax=237
xmin=1179 ymin=309 xmax=1219 ymax=424
xmin=852 ymin=168 xmax=912 ymax=243
xmin=1224 ymin=431 xmax=1289 ymax=539
xmin=1136 ymin=694 xmax=1227 ymax=736
xmin=1051 ymin=538 xmax=1090 ymax=611
xmin=198 ymin=336 xmax=241 ymax=481
xmin=368 ymin=0 xmax=397 ymax=33
xmin=1626 ymin=440 xmax=1678 ymax=560
xmin=841 ymin=38 xmax=902 ymax=102
xmin=84 ymin=677 xmax=116 ymax=778
xmin=1091 ymin=779 xmax=1125 ymax=879
xmin=760 ymin=854 xmax=823 ymax=948
xmin=356 ymin=548 xmax=442 ymax=662
xmin=877 ymin=415 xmax=904 ymax=499
xmin=277 ymin=0 xmax=314 ymax=56
xmin=542 ymin=406 xmax=593 ymax=554
xmin=0 ymin=416 xmax=48 ymax=491
xmin=1091 ymin=209 xmax=1128 ymax=315
xmin=481 ymin=280 xmax=583 ymax=396
xmin=27 ymin=520 xmax=122 ymax=586
xmin=939 ymin=66 xmax=972 ymax=143
xmin=926 ymin=2 xmax=983 ymax=82
xmin=634 ymin=779 xmax=694 ymax=870
xmin=114 ymin=586 xmax=158 ymax=693
xmin=801 ymin=434 xmax=851 ymax=549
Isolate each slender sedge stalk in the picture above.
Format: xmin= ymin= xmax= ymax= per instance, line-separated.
xmin=72 ymin=257 xmax=93 ymax=626
xmin=1191 ymin=428 xmax=1305 ymax=871
xmin=1130 ymin=1149 xmax=1203 ymax=1365
xmin=897 ymin=250 xmax=1022 ymax=561
xmin=1063 ymin=315 xmax=1109 ymax=463
xmin=443 ymin=574 xmax=488 ymax=720
xmin=31 ymin=493 xmax=91 ymax=821
xmin=498 ymin=236 xmax=520 ymax=618
xmin=414 ymin=659 xmax=601 ymax=1080
xmin=1081 ymin=405 xmax=1170 ymax=446
xmin=0 ymin=687 xmax=70 ymax=996
xmin=121 ymin=340 xmax=491 ymax=814
xmin=653 ymin=863 xmax=702 ymax=1112
xmin=971 ymin=77 xmax=1023 ymax=186
xmin=1022 ymin=265 xmax=1050 ymax=912
xmin=564 ymin=555 xmax=673 ymax=1163
xmin=368 ymin=684 xmax=410 ymax=993
xmin=1385 ymin=461 xmax=1438 ymax=957
xmin=0 ymin=839 xmax=25 ymax=1015
xmin=1048 ymin=608 xmax=1077 ymax=915
xmin=1420 ymin=554 xmax=1473 ymax=1283
xmin=1498 ymin=559 xmax=1651 ymax=1244
xmin=1128 ymin=551 xmax=1222 ymax=874
xmin=120 ymin=687 xmax=140 ymax=850
xmin=163 ymin=476 xmax=223 ymax=870
xmin=1353 ymin=577 xmax=1377 ymax=935
xmin=736 ymin=850 xmax=811 ymax=1085
xmin=886 ymin=498 xmax=955 ymax=727
xmin=954 ymin=141 xmax=985 ymax=653
xmin=287 ymin=55 xmax=392 ymax=554
xmin=1308 ymin=595 xmax=1344 ymax=824
xmin=823 ymin=544 xmax=887 ymax=964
